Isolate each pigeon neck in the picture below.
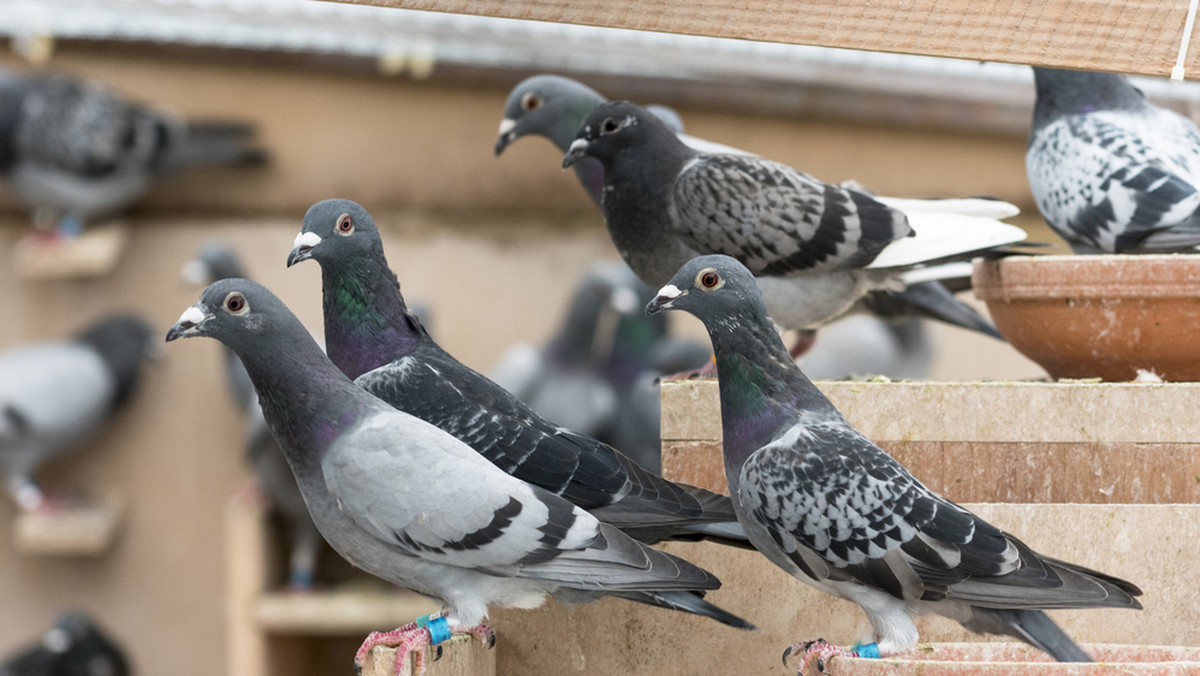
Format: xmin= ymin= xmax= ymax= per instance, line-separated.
xmin=235 ymin=332 xmax=368 ymax=473
xmin=602 ymin=144 xmax=702 ymax=287
xmin=706 ymin=312 xmax=841 ymax=479
xmin=1032 ymin=68 xmax=1145 ymax=124
xmin=320 ymin=250 xmax=425 ymax=381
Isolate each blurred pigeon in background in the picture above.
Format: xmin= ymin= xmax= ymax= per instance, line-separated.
xmin=166 ymin=278 xmax=753 ymax=675
xmin=0 ymin=68 xmax=266 ymax=236
xmin=646 ymin=254 xmax=1142 ymax=664
xmin=288 ymin=199 xmax=748 ymax=548
xmin=0 ymin=610 xmax=130 ymax=676
xmin=0 ymin=315 xmax=155 ymax=511
xmin=182 ymin=242 xmax=324 ymax=590
xmin=1027 ymin=67 xmax=1200 ymax=253
xmin=565 ymin=101 xmax=1025 ymax=349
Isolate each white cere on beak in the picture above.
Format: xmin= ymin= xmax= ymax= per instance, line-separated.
xmin=180 ymin=259 xmax=207 ymax=286
xmin=497 ymin=118 xmax=516 ymax=135
xmin=177 ymin=305 xmax=208 ymax=326
xmin=656 ymin=284 xmax=683 ymax=300
xmin=42 ymin=627 xmax=71 ymax=653
xmin=609 ymin=286 xmax=639 ymax=315
xmin=567 ymin=138 xmax=589 ymax=154
xmin=293 ymin=231 xmax=321 ymax=250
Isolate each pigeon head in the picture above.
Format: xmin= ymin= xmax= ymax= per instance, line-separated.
xmin=288 ymin=198 xmax=382 ymax=269
xmin=495 ymin=75 xmax=605 ymax=155
xmin=181 ymin=241 xmax=246 ymax=286
xmin=166 ymin=278 xmax=295 ymax=352
xmin=645 ymin=254 xmax=769 ymax=327
xmin=75 ymin=315 xmax=157 ymax=408
xmin=563 ymin=100 xmax=680 ymax=169
xmin=1031 ymin=67 xmax=1145 ymax=119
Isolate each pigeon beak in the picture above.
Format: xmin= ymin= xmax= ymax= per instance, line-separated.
xmin=609 ymin=286 xmax=640 ymax=315
xmin=287 ymin=231 xmax=322 ymax=267
xmin=494 ymin=118 xmax=517 ymax=156
xmin=645 ymin=284 xmax=685 ymax=315
xmin=166 ymin=304 xmax=213 ymax=342
xmin=179 ymin=258 xmax=208 ymax=287
xmin=562 ymin=138 xmax=589 ymax=168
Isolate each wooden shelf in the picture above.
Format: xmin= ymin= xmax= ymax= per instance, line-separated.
xmin=12 ymin=223 xmax=130 ymax=280
xmin=343 ymin=0 xmax=1200 ymax=79
xmin=13 ymin=493 xmax=126 ymax=556
xmin=257 ymin=587 xmax=437 ymax=635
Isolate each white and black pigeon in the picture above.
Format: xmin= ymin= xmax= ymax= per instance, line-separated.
xmin=0 ymin=68 xmax=266 ymax=235
xmin=1027 ymin=67 xmax=1200 ymax=253
xmin=166 ymin=278 xmax=754 ymax=675
xmin=563 ymin=100 xmax=1026 ymax=343
xmin=183 ymin=242 xmax=325 ymax=590
xmin=287 ymin=199 xmax=748 ymax=548
xmin=645 ymin=254 xmax=1142 ymax=666
xmin=0 ymin=314 xmax=155 ymax=511
xmin=0 ymin=610 xmax=131 ymax=676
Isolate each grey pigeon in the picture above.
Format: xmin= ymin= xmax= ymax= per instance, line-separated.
xmin=496 ymin=76 xmax=1007 ymax=344
xmin=0 ymin=611 xmax=130 ymax=676
xmin=166 ymin=278 xmax=754 ymax=673
xmin=287 ymin=199 xmax=748 ymax=548
xmin=488 ymin=262 xmax=626 ymax=439
xmin=1028 ymin=67 xmax=1200 ymax=253
xmin=0 ymin=315 xmax=155 ymax=511
xmin=0 ymin=68 xmax=265 ymax=234
xmin=645 ymin=254 xmax=1142 ymax=663
xmin=183 ymin=242 xmax=324 ymax=590
xmin=564 ymin=100 xmax=1026 ymax=338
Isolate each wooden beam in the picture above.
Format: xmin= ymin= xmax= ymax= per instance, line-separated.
xmin=342 ymin=0 xmax=1200 ymax=79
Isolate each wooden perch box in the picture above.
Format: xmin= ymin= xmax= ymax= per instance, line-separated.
xmin=12 ymin=223 xmax=130 ymax=280
xmin=661 ymin=379 xmax=1200 ymax=504
xmin=361 ymin=634 xmax=496 ymax=676
xmin=13 ymin=493 xmax=126 ymax=556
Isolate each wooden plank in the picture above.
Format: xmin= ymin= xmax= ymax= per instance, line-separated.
xmin=257 ymin=588 xmax=438 ymax=635
xmin=226 ymin=496 xmax=274 ymax=676
xmin=361 ymin=634 xmax=496 ymax=676
xmin=13 ymin=493 xmax=125 ymax=556
xmin=342 ymin=0 xmax=1200 ymax=79
xmin=12 ymin=223 xmax=130 ymax=280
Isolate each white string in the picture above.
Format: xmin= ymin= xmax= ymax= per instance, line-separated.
xmin=1173 ymin=0 xmax=1200 ymax=81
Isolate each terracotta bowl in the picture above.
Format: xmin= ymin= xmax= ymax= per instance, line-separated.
xmin=972 ymin=255 xmax=1200 ymax=381
xmin=807 ymin=643 xmax=1200 ymax=675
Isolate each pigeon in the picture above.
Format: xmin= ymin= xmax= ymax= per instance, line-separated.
xmin=496 ymin=76 xmax=1008 ymax=345
xmin=0 ymin=611 xmax=131 ymax=676
xmin=489 ymin=262 xmax=626 ymax=439
xmin=0 ymin=68 xmax=266 ymax=235
xmin=0 ymin=314 xmax=156 ymax=511
xmin=166 ymin=278 xmax=754 ymax=675
xmin=183 ymin=242 xmax=325 ymax=590
xmin=645 ymin=254 xmax=1142 ymax=664
xmin=1027 ymin=67 xmax=1200 ymax=253
xmin=563 ymin=100 xmax=1026 ymax=340
xmin=287 ymin=199 xmax=748 ymax=548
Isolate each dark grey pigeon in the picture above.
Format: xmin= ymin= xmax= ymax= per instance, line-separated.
xmin=0 ymin=315 xmax=155 ymax=511
xmin=0 ymin=68 xmax=265 ymax=235
xmin=644 ymin=254 xmax=1142 ymax=664
xmin=1027 ymin=67 xmax=1200 ymax=253
xmin=0 ymin=611 xmax=130 ymax=676
xmin=183 ymin=242 xmax=324 ymax=590
xmin=564 ymin=100 xmax=1026 ymax=338
xmin=495 ymin=76 xmax=1008 ymax=344
xmin=166 ymin=278 xmax=753 ymax=673
xmin=287 ymin=199 xmax=747 ymax=548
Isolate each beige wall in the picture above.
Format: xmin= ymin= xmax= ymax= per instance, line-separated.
xmin=0 ymin=44 xmax=1047 ymax=675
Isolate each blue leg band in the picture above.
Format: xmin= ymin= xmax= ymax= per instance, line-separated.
xmin=416 ymin=614 xmax=452 ymax=645
xmin=853 ymin=642 xmax=881 ymax=659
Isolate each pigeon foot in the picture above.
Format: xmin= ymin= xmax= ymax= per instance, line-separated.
xmin=353 ymin=615 xmax=494 ymax=676
xmin=782 ymin=638 xmax=860 ymax=674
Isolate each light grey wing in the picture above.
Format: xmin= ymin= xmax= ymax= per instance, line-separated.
xmin=1028 ymin=108 xmax=1200 ymax=253
xmin=671 ymin=154 xmax=910 ymax=276
xmin=322 ymin=411 xmax=603 ymax=573
xmin=0 ymin=342 xmax=116 ymax=471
